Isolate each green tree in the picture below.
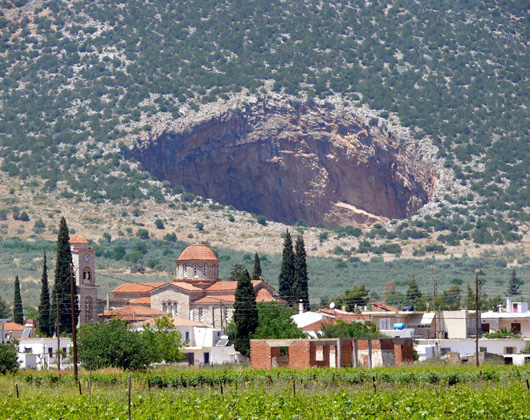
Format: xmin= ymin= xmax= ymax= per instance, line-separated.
xmin=405 ymin=276 xmax=422 ymax=306
xmin=139 ymin=316 xmax=186 ymax=363
xmin=335 ymin=285 xmax=370 ymax=311
xmin=231 ymin=265 xmax=258 ymax=357
xmin=293 ymin=235 xmax=310 ymax=311
xmin=0 ymin=296 xmax=9 ymax=318
xmin=507 ymin=269 xmax=521 ymax=296
xmin=0 ymin=341 xmax=19 ymax=374
xmin=278 ymin=230 xmax=295 ymax=306
xmin=13 ymin=276 xmax=23 ymax=325
xmin=77 ymin=319 xmax=152 ymax=370
xmin=38 ymin=251 xmax=52 ymax=336
xmin=443 ymin=284 xmax=461 ymax=310
xmin=136 ymin=228 xmax=149 ymax=239
xmin=320 ymin=320 xmax=383 ymax=339
xmin=252 ymin=252 xmax=262 ymax=280
xmin=51 ymin=217 xmax=77 ymax=335
xmin=251 ymin=302 xmax=305 ymax=339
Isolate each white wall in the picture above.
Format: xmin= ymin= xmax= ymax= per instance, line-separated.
xmin=416 ymin=338 xmax=528 ymax=358
xmin=17 ymin=338 xmax=72 ymax=370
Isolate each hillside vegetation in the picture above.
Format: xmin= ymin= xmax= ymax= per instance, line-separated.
xmin=0 ymin=0 xmax=529 ymax=282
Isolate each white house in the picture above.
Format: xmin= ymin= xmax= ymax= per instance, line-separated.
xmin=130 ymin=315 xmax=246 ymax=366
xmin=17 ymin=337 xmax=73 ymax=370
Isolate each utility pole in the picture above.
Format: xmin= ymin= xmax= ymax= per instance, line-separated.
xmin=70 ymin=263 xmax=78 ymax=383
xmin=475 ymin=272 xmax=480 ymax=367
xmin=56 ymin=294 xmax=60 ymax=372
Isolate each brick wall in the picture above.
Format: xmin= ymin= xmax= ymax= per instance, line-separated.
xmin=341 ymin=340 xmax=353 ymax=366
xmin=288 ymin=341 xmax=311 ymax=369
xmin=250 ymin=340 xmax=272 ymax=369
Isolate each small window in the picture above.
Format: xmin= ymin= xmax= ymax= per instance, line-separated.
xmin=163 ymin=303 xmax=167 ymax=312
xmin=172 ymin=302 xmax=178 ymax=316
xmin=193 ymin=265 xmax=198 ymax=278
xmin=480 ymin=347 xmax=487 ymax=352
xmin=199 ymin=307 xmax=204 ymax=321
xmin=185 ymin=331 xmax=189 ymax=341
xmin=203 ymin=265 xmax=207 ymax=277
xmin=48 ymin=347 xmax=53 ymax=355
xmin=184 ymin=265 xmax=188 ymax=278
xmin=440 ymin=347 xmax=451 ymax=356
xmin=211 ymin=266 xmax=215 ymax=278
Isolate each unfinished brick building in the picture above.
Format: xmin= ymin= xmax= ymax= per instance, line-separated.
xmin=250 ymin=338 xmax=414 ymax=369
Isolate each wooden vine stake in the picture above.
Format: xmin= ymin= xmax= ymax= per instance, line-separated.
xmin=128 ymin=373 xmax=132 ymax=420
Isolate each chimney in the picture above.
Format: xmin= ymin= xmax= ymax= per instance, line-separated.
xmin=342 ymin=306 xmax=346 ymax=312
xmin=106 ymin=292 xmax=110 ymax=312
xmin=299 ymin=299 xmax=304 ymax=315
xmin=506 ymin=297 xmax=512 ymax=313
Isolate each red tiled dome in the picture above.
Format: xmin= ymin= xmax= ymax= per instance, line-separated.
xmin=175 ymin=244 xmax=219 ymax=262
xmin=69 ymin=234 xmax=89 ymax=244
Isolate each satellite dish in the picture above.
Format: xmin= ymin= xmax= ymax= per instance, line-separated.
xmin=329 ymin=302 xmax=335 ymax=309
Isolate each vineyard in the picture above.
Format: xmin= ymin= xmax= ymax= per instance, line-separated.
xmin=2 ymin=365 xmax=530 ymax=419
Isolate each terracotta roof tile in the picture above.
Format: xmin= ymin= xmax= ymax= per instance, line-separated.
xmin=111 ymin=282 xmax=168 ymax=294
xmin=131 ymin=316 xmax=206 ymax=328
xmin=371 ymin=302 xmax=400 ymax=312
xmin=69 ymin=234 xmax=89 ymax=244
xmin=101 ymin=305 xmax=167 ymax=318
xmin=130 ymin=297 xmax=151 ymax=305
xmin=193 ymin=295 xmax=235 ymax=304
xmin=175 ymin=244 xmax=219 ymax=262
xmin=171 ymin=281 xmax=203 ymax=291
xmin=205 ymin=280 xmax=267 ymax=292
xmin=205 ymin=281 xmax=237 ymax=292
xmin=256 ymin=288 xmax=278 ymax=302
xmin=3 ymin=322 xmax=26 ymax=331
xmin=303 ymin=319 xmax=336 ymax=331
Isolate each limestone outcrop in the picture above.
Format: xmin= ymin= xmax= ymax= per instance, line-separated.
xmin=130 ymin=98 xmax=437 ymax=227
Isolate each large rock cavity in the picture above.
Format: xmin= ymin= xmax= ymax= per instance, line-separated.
xmin=131 ymin=99 xmax=437 ymax=227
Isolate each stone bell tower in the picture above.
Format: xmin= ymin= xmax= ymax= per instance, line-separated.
xmin=69 ymin=234 xmax=99 ymax=325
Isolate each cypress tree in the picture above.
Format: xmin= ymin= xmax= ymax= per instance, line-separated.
xmin=38 ymin=251 xmax=52 ymax=337
xmin=405 ymin=276 xmax=422 ymax=306
xmin=293 ymin=235 xmax=310 ymax=311
xmin=252 ymin=252 xmax=262 ymax=280
xmin=13 ymin=276 xmax=23 ymax=325
xmin=278 ymin=230 xmax=295 ymax=306
xmin=232 ymin=264 xmax=258 ymax=357
xmin=507 ymin=269 xmax=521 ymax=296
xmin=51 ymin=217 xmax=76 ymax=334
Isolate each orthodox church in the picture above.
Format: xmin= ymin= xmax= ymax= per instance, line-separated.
xmin=93 ymin=243 xmax=282 ymax=328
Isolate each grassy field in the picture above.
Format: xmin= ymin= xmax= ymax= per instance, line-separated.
xmin=1 ymin=365 xmax=530 ymax=419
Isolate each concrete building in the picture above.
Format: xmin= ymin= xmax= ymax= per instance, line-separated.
xmin=130 ymin=315 xmax=246 ymax=365
xmin=17 ymin=337 xmax=72 ymax=370
xmin=481 ymin=298 xmax=530 ymax=337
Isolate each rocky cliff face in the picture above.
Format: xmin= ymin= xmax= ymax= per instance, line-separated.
xmin=131 ymin=98 xmax=438 ymax=227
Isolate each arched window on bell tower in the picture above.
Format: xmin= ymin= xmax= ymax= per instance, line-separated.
xmin=82 ymin=268 xmax=92 ymax=285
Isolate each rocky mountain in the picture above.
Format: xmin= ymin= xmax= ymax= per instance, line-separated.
xmin=131 ymin=96 xmax=437 ymax=227
xmin=0 ymin=0 xmax=528 ymax=251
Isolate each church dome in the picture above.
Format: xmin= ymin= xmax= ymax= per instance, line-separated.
xmin=69 ymin=234 xmax=89 ymax=244
xmin=175 ymin=244 xmax=219 ymax=262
